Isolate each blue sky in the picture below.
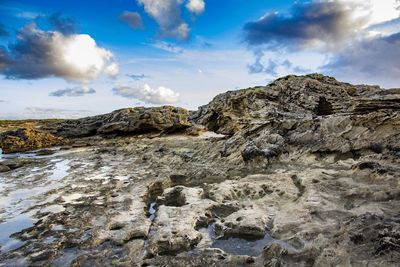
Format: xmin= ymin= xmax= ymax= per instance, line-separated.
xmin=0 ymin=0 xmax=399 ymax=119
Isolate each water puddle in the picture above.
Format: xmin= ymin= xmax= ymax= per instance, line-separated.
xmin=0 ymin=212 xmax=35 ymax=252
xmin=0 ymin=157 xmax=72 ymax=253
xmin=199 ymin=223 xmax=298 ymax=257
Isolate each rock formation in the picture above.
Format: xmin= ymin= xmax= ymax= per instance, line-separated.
xmin=0 ymin=74 xmax=399 ymax=266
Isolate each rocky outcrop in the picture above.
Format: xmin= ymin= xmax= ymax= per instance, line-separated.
xmin=193 ymin=74 xmax=400 ymax=162
xmin=192 ymin=74 xmax=399 ymax=134
xmin=0 ymin=127 xmax=66 ymax=154
xmin=43 ymin=106 xmax=192 ymax=138
xmin=0 ymin=106 xmax=192 ymax=153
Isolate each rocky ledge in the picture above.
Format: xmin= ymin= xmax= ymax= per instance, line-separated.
xmin=0 ymin=74 xmax=399 ymax=267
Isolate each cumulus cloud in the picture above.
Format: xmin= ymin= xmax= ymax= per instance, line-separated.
xmin=113 ymin=84 xmax=180 ymax=104
xmin=243 ymin=1 xmax=369 ymax=51
xmin=186 ymin=0 xmax=205 ymax=15
xmin=120 ymin=11 xmax=143 ymax=29
xmin=49 ymin=86 xmax=96 ymax=97
xmin=0 ymin=24 xmax=118 ymax=82
xmin=323 ymin=32 xmax=400 ymax=87
xmin=137 ymin=0 xmax=205 ymax=39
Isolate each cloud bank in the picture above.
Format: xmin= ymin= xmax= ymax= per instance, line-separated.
xmin=0 ymin=24 xmax=118 ymax=82
xmin=113 ymin=84 xmax=179 ymax=104
xmin=24 ymin=107 xmax=91 ymax=119
xmin=49 ymin=86 xmax=96 ymax=97
xmin=323 ymin=32 xmax=400 ymax=86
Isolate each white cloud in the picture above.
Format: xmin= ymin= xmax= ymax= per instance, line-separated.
xmin=186 ymin=0 xmax=205 ymax=14
xmin=0 ymin=24 xmax=118 ymax=82
xmin=345 ymin=0 xmax=400 ymax=27
xmin=113 ymin=84 xmax=180 ymax=104
xmin=137 ymin=0 xmax=204 ymax=39
xmin=49 ymin=86 xmax=96 ymax=97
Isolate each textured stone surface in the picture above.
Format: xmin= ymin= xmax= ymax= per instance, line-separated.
xmin=43 ymin=106 xmax=192 ymax=138
xmin=1 ymin=74 xmax=400 ymax=266
xmin=0 ymin=127 xmax=66 ymax=153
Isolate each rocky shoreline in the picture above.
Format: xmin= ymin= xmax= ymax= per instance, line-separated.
xmin=0 ymin=74 xmax=400 ymax=266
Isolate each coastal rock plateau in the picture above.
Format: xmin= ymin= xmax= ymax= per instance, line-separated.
xmin=0 ymin=74 xmax=399 ymax=267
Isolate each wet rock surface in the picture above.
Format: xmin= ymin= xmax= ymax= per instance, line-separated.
xmin=0 ymin=74 xmax=400 ymax=266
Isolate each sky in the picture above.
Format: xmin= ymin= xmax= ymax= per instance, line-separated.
xmin=0 ymin=0 xmax=399 ymax=119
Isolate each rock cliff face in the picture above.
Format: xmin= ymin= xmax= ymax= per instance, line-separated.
xmin=1 ymin=74 xmax=400 ymax=267
xmin=192 ymin=74 xmax=400 ymax=163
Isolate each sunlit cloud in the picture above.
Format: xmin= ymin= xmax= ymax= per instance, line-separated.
xmin=186 ymin=0 xmax=205 ymax=15
xmin=0 ymin=24 xmax=118 ymax=82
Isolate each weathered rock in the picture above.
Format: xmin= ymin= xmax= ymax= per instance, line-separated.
xmin=215 ymin=208 xmax=268 ymax=238
xmin=43 ymin=106 xmax=192 ymax=138
xmin=0 ymin=164 xmax=11 ymax=172
xmin=1 ymin=74 xmax=400 ymax=266
xmin=147 ymin=186 xmax=215 ymax=255
xmin=193 ymin=74 xmax=400 ymax=162
xmin=0 ymin=127 xmax=66 ymax=154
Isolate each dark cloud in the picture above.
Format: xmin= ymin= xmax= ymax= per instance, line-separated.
xmin=0 ymin=47 xmax=11 ymax=70
xmin=127 ymin=74 xmax=148 ymax=80
xmin=0 ymin=24 xmax=117 ymax=81
xmin=243 ymin=1 xmax=367 ymax=50
xmin=323 ymin=32 xmax=400 ymax=87
xmin=120 ymin=11 xmax=143 ymax=29
xmin=49 ymin=86 xmax=96 ymax=97
xmin=48 ymin=13 xmax=77 ymax=35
